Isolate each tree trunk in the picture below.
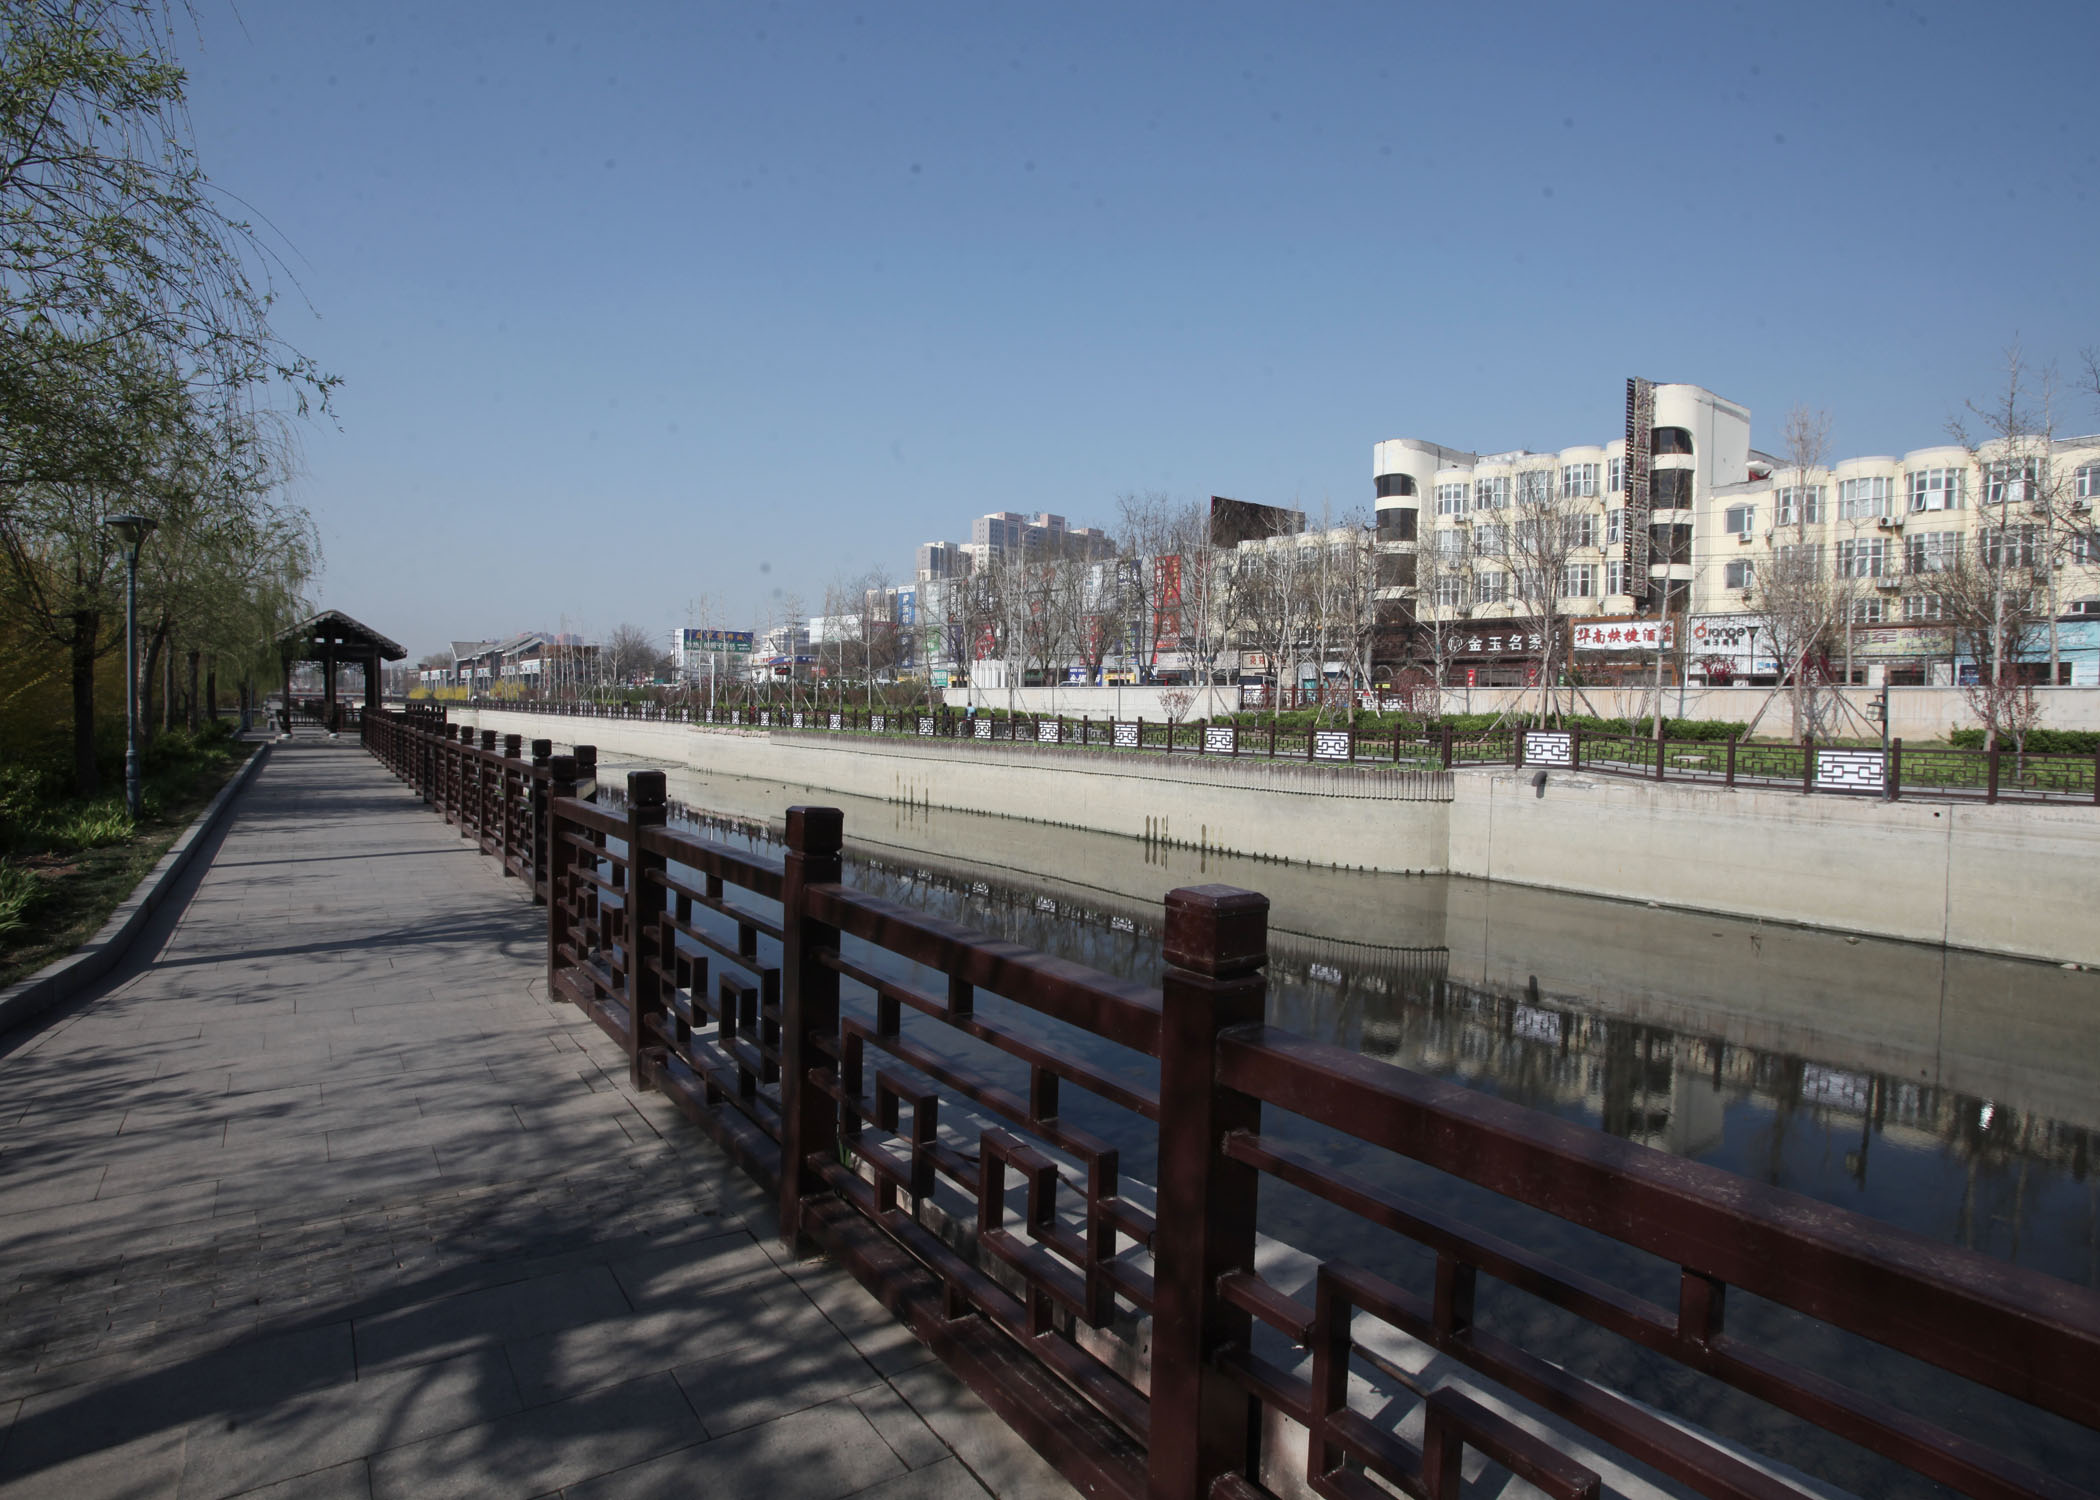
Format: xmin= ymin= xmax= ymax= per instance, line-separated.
xmin=205 ymin=659 xmax=219 ymax=723
xmin=70 ymin=610 xmax=101 ymax=796
xmin=140 ymin=620 xmax=167 ymax=740
xmin=186 ymin=650 xmax=200 ymax=732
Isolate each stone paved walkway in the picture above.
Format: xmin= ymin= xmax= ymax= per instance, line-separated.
xmin=0 ymin=741 xmax=1078 ymax=1500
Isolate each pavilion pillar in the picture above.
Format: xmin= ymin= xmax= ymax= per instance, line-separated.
xmin=323 ymin=643 xmax=339 ymax=731
xmin=365 ymin=651 xmax=381 ymax=710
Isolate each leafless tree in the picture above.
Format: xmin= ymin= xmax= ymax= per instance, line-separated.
xmin=602 ymin=622 xmax=670 ymax=687
xmin=1475 ymin=460 xmax=1586 ymax=723
xmin=1742 ymin=405 xmax=1860 ymax=740
xmin=1946 ymin=347 xmax=2062 ymax=748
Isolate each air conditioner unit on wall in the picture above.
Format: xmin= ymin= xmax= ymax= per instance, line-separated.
xmin=1874 ymin=576 xmax=1902 ymax=591
xmin=1875 ymin=515 xmax=1903 ymax=530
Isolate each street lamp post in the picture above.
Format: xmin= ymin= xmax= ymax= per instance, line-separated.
xmin=105 ymin=514 xmax=157 ymax=820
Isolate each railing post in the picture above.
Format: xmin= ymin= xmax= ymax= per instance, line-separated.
xmin=1802 ymin=735 xmax=1816 ymax=796
xmin=623 ymin=770 xmax=669 ymax=1089
xmin=575 ymin=745 xmax=598 ymax=802
xmin=778 ymin=805 xmax=844 ymax=1252
xmin=545 ymin=755 xmax=580 ymax=1009
xmin=1986 ymin=743 xmax=2000 ymax=804
xmin=1570 ymin=723 xmax=1583 ymax=771
xmin=1149 ymin=885 xmax=1268 ymax=1500
xmin=1441 ymin=723 xmax=1454 ymax=768
xmin=529 ymin=739 xmax=552 ymax=900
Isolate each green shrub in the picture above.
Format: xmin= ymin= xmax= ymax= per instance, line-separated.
xmin=45 ymin=801 xmax=135 ymax=848
xmin=0 ymin=862 xmax=37 ymax=941
xmin=1948 ymin=727 xmax=2099 ymax=754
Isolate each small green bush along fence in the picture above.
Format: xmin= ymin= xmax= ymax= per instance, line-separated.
xmin=362 ymin=706 xmax=2100 ymax=1500
xmin=443 ymin=697 xmax=2100 ymax=807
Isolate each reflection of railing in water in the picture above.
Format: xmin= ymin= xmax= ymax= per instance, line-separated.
xmin=364 ymin=706 xmax=2100 ymax=1500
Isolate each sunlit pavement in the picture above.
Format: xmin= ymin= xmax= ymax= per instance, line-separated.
xmin=0 ymin=741 xmax=1074 ymax=1500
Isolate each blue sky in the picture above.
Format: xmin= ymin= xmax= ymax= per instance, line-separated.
xmin=179 ymin=1 xmax=2100 ymax=658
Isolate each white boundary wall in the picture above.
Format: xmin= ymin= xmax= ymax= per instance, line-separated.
xmin=454 ymin=709 xmax=2099 ymax=966
xmin=938 ymin=683 xmax=2100 ymax=739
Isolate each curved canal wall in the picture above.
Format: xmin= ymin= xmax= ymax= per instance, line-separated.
xmin=451 ymin=708 xmax=2097 ymax=965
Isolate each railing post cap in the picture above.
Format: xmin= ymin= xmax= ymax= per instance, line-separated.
xmin=627 ymin=768 xmax=667 ymax=805
xmin=786 ymin=805 xmax=844 ymax=854
xmin=1163 ymin=885 xmax=1269 ymax=977
xmin=531 ymin=738 xmax=552 ymax=759
xmin=549 ymin=754 xmax=578 ymax=781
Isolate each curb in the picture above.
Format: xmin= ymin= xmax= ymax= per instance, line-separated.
xmin=0 ymin=740 xmax=273 ymax=1037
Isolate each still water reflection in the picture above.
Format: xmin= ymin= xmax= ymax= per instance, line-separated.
xmin=607 ymin=753 xmax=2100 ymax=1293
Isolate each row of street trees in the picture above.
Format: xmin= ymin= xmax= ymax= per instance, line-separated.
xmin=0 ymin=0 xmax=330 ymax=791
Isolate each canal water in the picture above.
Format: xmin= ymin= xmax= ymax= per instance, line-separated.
xmin=601 ymin=753 xmax=2100 ymax=1494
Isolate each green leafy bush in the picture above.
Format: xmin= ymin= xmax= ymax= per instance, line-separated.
xmin=0 ymin=863 xmax=37 ymax=941
xmin=1947 ymin=728 xmax=2099 ymax=754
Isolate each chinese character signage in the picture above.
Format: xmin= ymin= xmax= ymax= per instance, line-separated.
xmin=1571 ymin=619 xmax=1675 ymax=652
xmin=682 ymin=629 xmax=754 ymax=654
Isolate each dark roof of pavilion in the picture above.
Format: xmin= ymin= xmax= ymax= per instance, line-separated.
xmin=280 ymin=610 xmax=408 ymax=662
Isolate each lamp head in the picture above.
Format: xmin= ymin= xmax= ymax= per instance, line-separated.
xmin=106 ymin=514 xmax=157 ymax=548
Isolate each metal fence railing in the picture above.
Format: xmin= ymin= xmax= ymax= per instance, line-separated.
xmin=359 ymin=708 xmax=2100 ymax=1500
xmin=417 ymin=699 xmax=2100 ymax=807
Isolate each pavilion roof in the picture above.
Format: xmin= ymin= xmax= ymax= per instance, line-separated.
xmin=280 ymin=610 xmax=408 ymax=662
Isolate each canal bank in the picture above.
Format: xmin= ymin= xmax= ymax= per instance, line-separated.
xmin=449 ymin=708 xmax=2099 ymax=966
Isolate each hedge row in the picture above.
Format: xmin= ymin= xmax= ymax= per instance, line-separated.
xmin=1946 ymin=728 xmax=2100 ymax=754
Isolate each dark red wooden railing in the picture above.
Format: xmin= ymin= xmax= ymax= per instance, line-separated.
xmin=361 ymin=708 xmax=2100 ymax=1500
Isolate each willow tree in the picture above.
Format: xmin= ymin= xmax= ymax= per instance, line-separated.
xmin=0 ymin=0 xmax=333 ymax=788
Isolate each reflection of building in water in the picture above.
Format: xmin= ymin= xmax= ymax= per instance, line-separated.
xmin=649 ymin=795 xmax=2092 ymax=1237
xmin=1356 ymin=977 xmax=2095 ymax=1197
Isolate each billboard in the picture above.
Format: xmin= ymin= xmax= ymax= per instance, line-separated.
xmin=1572 ymin=619 xmax=1675 ymax=652
xmin=681 ymin=629 xmax=753 ymax=654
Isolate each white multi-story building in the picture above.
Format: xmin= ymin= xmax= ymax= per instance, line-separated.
xmin=1374 ymin=380 xmax=2100 ymax=685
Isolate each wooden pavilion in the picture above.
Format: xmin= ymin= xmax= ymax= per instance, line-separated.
xmin=278 ymin=610 xmax=407 ymax=730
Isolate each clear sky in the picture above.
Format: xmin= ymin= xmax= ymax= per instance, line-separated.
xmin=177 ymin=0 xmax=2100 ymax=659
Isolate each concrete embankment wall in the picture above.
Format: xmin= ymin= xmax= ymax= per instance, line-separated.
xmin=453 ymin=708 xmax=2098 ymax=965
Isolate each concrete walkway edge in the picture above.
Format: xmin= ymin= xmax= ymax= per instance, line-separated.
xmin=0 ymin=741 xmax=273 ymax=1038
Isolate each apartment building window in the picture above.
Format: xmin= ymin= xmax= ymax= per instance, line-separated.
xmin=1515 ymin=471 xmax=1553 ymax=507
xmin=1560 ymin=513 xmax=1596 ymax=549
xmin=1375 ymin=473 xmax=1418 ymax=499
xmin=1434 ymin=576 xmax=1467 ymax=610
xmin=1561 ymin=463 xmax=1599 ymax=498
xmin=1559 ymin=563 xmax=1597 ymax=598
xmin=1775 ymin=486 xmax=1824 ymax=525
xmin=1472 ymin=523 xmax=1505 ymax=556
xmin=1776 ymin=542 xmax=1824 ymax=574
xmin=1376 ymin=508 xmax=1417 ymax=540
xmin=1604 ymin=558 xmax=1626 ymax=595
xmin=1652 ymin=427 xmax=1694 ymax=456
xmin=1435 ymin=482 xmax=1470 ymax=516
xmin=1980 ymin=525 xmax=2040 ymax=569
xmin=1608 ymin=457 xmax=1625 ymax=493
xmin=1723 ymin=560 xmax=1754 ymax=590
xmin=1839 ymin=476 xmax=1893 ymax=520
xmin=1722 ymin=504 xmax=1756 ymax=538
xmin=1837 ymin=537 xmax=1888 ymax=578
xmin=2078 ymin=464 xmax=2100 ymax=500
xmin=1983 ymin=459 xmax=2039 ymax=506
xmin=1434 ymin=528 xmax=1468 ymax=558
xmin=1852 ymin=597 xmax=1886 ymax=624
xmin=1906 ymin=531 xmax=1961 ymax=573
xmin=2073 ymin=531 xmax=2096 ymax=565
xmin=1474 ymin=476 xmax=1509 ymax=511
xmin=1475 ymin=570 xmax=1509 ymax=603
xmin=1904 ymin=594 xmax=1945 ymax=621
xmin=1605 ymin=508 xmax=1623 ymax=545
xmin=1908 ymin=467 xmax=1965 ymax=512
xmin=1653 ymin=469 xmax=1693 ymax=508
